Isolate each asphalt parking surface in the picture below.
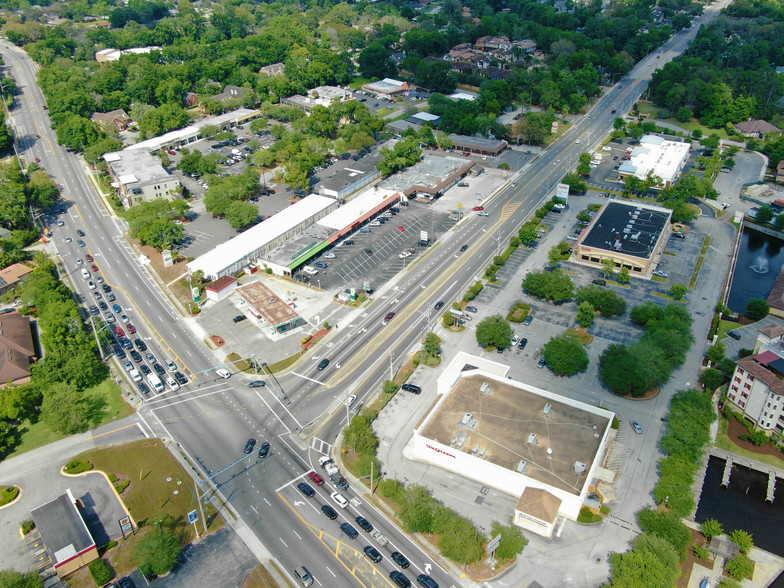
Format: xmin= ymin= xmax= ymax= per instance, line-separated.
xmin=297 ymin=202 xmax=453 ymax=292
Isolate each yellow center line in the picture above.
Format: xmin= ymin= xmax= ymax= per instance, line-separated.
xmin=86 ymin=423 xmax=138 ymax=440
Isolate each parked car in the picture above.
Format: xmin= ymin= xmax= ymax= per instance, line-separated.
xmin=233 ymin=315 xmax=246 ymax=323
xmin=630 ymin=421 xmax=643 ymax=434
xmin=401 ymin=383 xmax=421 ymax=394
xmin=727 ymin=331 xmax=741 ymax=340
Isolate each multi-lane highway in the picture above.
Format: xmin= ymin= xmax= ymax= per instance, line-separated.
xmin=0 ymin=2 xmax=731 ymax=584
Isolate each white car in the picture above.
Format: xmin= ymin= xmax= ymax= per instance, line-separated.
xmin=347 ymin=395 xmax=356 ymax=406
xmin=331 ymin=491 xmax=349 ymax=509
xmin=165 ymin=359 xmax=177 ymax=372
xmin=323 ymin=253 xmax=336 ymax=259
xmin=566 ymin=235 xmax=579 ymax=241
xmin=166 ymin=376 xmax=180 ymax=391
xmin=399 ymin=251 xmax=412 ymax=259
xmin=653 ymin=270 xmax=668 ymax=278
xmin=478 ymin=211 xmax=489 ymax=217
xmin=511 ymin=335 xmax=519 ymax=345
xmin=369 ymin=220 xmax=381 ymax=227
xmin=215 ymin=368 xmax=231 ymax=379
xmin=87 ymin=281 xmax=96 ymax=290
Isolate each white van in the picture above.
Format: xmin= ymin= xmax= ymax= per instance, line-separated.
xmin=303 ymin=266 xmax=319 ymax=275
xmin=130 ymin=368 xmax=142 ymax=383
xmin=81 ymin=268 xmax=90 ymax=280
xmin=146 ymin=373 xmax=164 ymax=393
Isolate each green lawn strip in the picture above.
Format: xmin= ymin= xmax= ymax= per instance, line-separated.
xmin=716 ymin=418 xmax=784 ymax=470
xmin=689 ymin=257 xmax=704 ymax=289
xmin=11 ymin=378 xmax=132 ymax=457
xmin=651 ymin=275 xmax=667 ymax=284
xmin=717 ymin=319 xmax=739 ymax=340
xmin=71 ymin=439 xmax=223 ymax=544
xmin=651 ymin=291 xmax=688 ymax=303
xmin=701 ymin=236 xmax=712 ymax=255
xmin=347 ymin=77 xmax=371 ymax=89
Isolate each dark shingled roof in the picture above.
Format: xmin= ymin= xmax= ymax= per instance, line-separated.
xmin=581 ymin=201 xmax=670 ymax=260
xmin=31 ymin=491 xmax=95 ymax=566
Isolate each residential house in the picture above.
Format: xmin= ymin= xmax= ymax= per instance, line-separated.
xmin=211 ymin=85 xmax=252 ymax=104
xmin=734 ymin=119 xmax=783 ymax=138
xmin=183 ymin=92 xmax=199 ymax=108
xmin=475 ymin=36 xmax=513 ymax=51
xmin=103 ymin=150 xmax=181 ymax=208
xmin=0 ymin=312 xmax=37 ymax=388
xmin=90 ymin=109 xmax=131 ymax=132
xmin=259 ymin=62 xmax=285 ymax=77
xmin=0 ymin=263 xmax=33 ymax=296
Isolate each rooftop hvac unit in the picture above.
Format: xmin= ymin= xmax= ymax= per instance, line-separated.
xmin=472 ymin=446 xmax=480 ymax=456
xmin=479 ymin=448 xmax=487 ymax=459
xmin=527 ymin=433 xmax=538 ymax=446
xmin=517 ymin=461 xmax=528 ymax=474
xmin=543 ymin=403 xmax=552 ymax=416
xmin=480 ymin=382 xmax=491 ymax=394
xmin=547 ymin=448 xmax=553 ymax=456
xmin=573 ymin=461 xmax=586 ymax=474
xmin=460 ymin=413 xmax=472 ymax=426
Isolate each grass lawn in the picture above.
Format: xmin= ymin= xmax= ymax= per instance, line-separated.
xmin=347 ymin=77 xmax=371 ymax=89
xmin=565 ymin=328 xmax=594 ymax=344
xmin=72 ymin=439 xmax=223 ymax=544
xmin=12 ymin=378 xmax=133 ymax=456
xmin=716 ymin=418 xmax=784 ymax=470
xmin=717 ymin=319 xmax=739 ymax=341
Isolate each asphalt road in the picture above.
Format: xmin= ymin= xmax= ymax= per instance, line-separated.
xmin=0 ymin=1 xmax=733 ymax=584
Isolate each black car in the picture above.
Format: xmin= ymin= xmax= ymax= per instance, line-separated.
xmin=727 ymin=331 xmax=741 ymax=340
xmin=355 ymin=516 xmax=373 ymax=533
xmin=243 ymin=438 xmax=257 ymax=454
xmin=89 ymin=305 xmax=99 ymax=316
xmin=317 ymin=358 xmax=330 ymax=370
xmin=153 ymin=363 xmax=166 ymax=376
xmin=138 ymin=382 xmax=150 ymax=395
xmin=122 ymin=338 xmax=133 ymax=350
xmin=321 ymin=504 xmax=338 ymax=519
xmin=391 ymin=551 xmax=410 ymax=569
xmin=174 ymin=371 xmax=188 ymax=385
xmin=401 ymin=383 xmax=421 ymax=394
xmin=258 ymin=442 xmax=270 ymax=458
xmin=518 ymin=337 xmax=528 ymax=349
xmin=459 ymin=244 xmax=468 ymax=252
xmin=390 ymin=571 xmax=411 ymax=588
xmin=297 ymin=482 xmax=315 ymax=498
xmin=434 ymin=301 xmax=444 ymax=310
xmin=134 ymin=338 xmax=147 ymax=351
xmin=77 ymin=229 xmax=85 ymax=237
xmin=113 ymin=345 xmax=126 ymax=359
xmin=130 ymin=351 xmax=142 ymax=363
xmin=140 ymin=364 xmax=151 ymax=375
xmin=363 ymin=546 xmax=383 ymax=563
xmin=106 ymin=292 xmax=116 ymax=301
xmin=248 ymin=380 xmax=266 ymax=388
xmin=592 ymin=279 xmax=607 ymax=286
xmin=340 ymin=523 xmax=359 ymax=539
xmin=99 ymin=301 xmax=108 ymax=311
xmin=102 ymin=284 xmax=111 ymax=293
xmin=342 ymin=239 xmax=355 ymax=246
xmin=233 ymin=315 xmax=246 ymax=323
xmin=364 ymin=248 xmax=373 ymax=256
xmin=117 ymin=577 xmax=134 ymax=588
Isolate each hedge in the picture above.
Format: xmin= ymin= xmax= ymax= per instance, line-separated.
xmin=507 ymin=302 xmax=531 ymax=323
xmin=64 ymin=460 xmax=93 ymax=474
xmin=462 ymin=281 xmax=484 ymax=302
xmin=88 ymin=558 xmax=113 ymax=585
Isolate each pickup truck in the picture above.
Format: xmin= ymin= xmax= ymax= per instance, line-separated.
xmin=325 ymin=462 xmax=339 ymax=476
xmin=330 ymin=472 xmax=349 ymax=490
xmin=370 ymin=530 xmax=388 ymax=547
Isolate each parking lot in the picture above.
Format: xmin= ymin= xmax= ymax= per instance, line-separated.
xmin=294 ymin=202 xmax=454 ymax=293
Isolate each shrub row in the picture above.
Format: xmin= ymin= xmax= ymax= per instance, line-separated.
xmin=507 ymin=302 xmax=531 ymax=323
xmin=462 ymin=281 xmax=484 ymax=302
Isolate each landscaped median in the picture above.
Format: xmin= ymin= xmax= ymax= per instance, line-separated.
xmin=60 ymin=439 xmax=224 ymax=586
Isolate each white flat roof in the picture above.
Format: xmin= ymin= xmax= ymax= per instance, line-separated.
xmin=318 ymin=187 xmax=401 ymax=230
xmin=626 ymin=134 xmax=690 ymax=185
xmin=128 ymin=109 xmax=259 ymax=152
xmin=188 ymin=195 xmax=334 ymax=277
xmin=448 ymin=92 xmax=478 ymax=101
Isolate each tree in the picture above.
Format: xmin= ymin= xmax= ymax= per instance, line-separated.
xmin=701 ymin=519 xmax=724 ymax=540
xmin=518 ymin=224 xmax=538 ymax=244
xmin=756 ymin=206 xmax=774 ymax=224
xmin=608 ymin=534 xmax=680 ymax=587
xmin=358 ymin=43 xmax=396 ymax=80
xmin=542 ymin=335 xmax=589 ymax=376
xmin=669 ymin=283 xmax=688 ymax=300
xmin=601 ymin=258 xmax=616 ymax=277
xmin=41 ymin=381 xmax=91 ymax=435
xmin=700 ymin=368 xmax=724 ymax=391
xmin=576 ymin=286 xmax=627 ymax=317
xmin=548 ymin=246 xmax=564 ymax=267
xmin=561 ymin=172 xmax=587 ymax=194
xmin=726 ymin=555 xmax=754 ymax=581
xmin=489 ymin=522 xmax=528 ymax=560
xmin=576 ymin=210 xmax=592 ymax=222
xmin=701 ymin=134 xmax=721 ymax=150
xmin=576 ymin=301 xmax=595 ymax=328
xmin=746 ymin=298 xmax=769 ymax=320
xmin=637 ymin=508 xmax=691 ymax=559
xmin=138 ymin=220 xmax=183 ymax=250
xmin=475 ymin=315 xmax=513 ymax=350
xmin=134 ymin=527 xmax=181 ymax=575
xmin=0 ymin=570 xmax=44 ymax=588
xmin=618 ymin=267 xmax=631 ymax=284
xmin=707 ymin=342 xmax=725 ymax=364
xmin=423 ymin=332 xmax=441 ymax=357
xmin=730 ymin=529 xmax=754 ymax=554
xmin=522 ymin=269 xmax=574 ymax=303
xmin=399 ymin=484 xmax=436 ymax=533
xmin=224 ymin=201 xmax=258 ymax=229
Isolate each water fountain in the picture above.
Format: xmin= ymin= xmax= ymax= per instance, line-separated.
xmin=750 ymin=256 xmax=770 ymax=274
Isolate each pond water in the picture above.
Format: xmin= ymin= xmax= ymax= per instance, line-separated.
xmin=727 ymin=228 xmax=784 ymax=314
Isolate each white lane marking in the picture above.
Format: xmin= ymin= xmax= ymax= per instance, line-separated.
xmin=279 ymin=537 xmax=288 ymax=548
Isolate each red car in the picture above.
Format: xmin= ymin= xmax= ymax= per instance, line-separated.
xmin=308 ymin=471 xmax=324 ymax=486
xmin=384 ymin=311 xmax=396 ymax=323
xmin=91 ymin=264 xmax=99 ymax=272
xmin=127 ymin=323 xmax=136 ymax=334
xmin=397 ymin=225 xmax=405 ymax=232
xmin=42 ymin=105 xmax=47 ymax=110
xmin=115 ymin=326 xmax=125 ymax=337
xmin=167 ymin=150 xmax=176 ymax=155
xmin=472 ymin=206 xmax=484 ymax=211
xmin=34 ymin=157 xmax=40 ymax=163
xmin=86 ymin=254 xmax=94 ymax=262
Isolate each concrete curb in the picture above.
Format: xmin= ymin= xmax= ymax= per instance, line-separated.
xmin=0 ymin=485 xmax=22 ymax=510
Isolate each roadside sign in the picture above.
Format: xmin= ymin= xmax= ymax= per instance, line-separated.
xmin=118 ymin=516 xmax=134 ymax=540
xmin=187 ymin=510 xmax=198 ymax=524
xmin=487 ymin=533 xmax=502 ymax=554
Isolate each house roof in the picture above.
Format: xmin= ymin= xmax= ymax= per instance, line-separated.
xmin=260 ymin=62 xmax=285 ymax=76
xmin=205 ymin=275 xmax=237 ymax=293
xmin=736 ymin=356 xmax=784 ymax=395
xmin=0 ymin=312 xmax=35 ymax=385
xmin=735 ymin=119 xmax=782 ymax=135
xmin=31 ymin=490 xmax=96 ymax=568
xmin=515 ymin=487 xmax=562 ymax=523
xmin=760 ymin=325 xmax=784 ymax=339
xmin=0 ymin=263 xmax=32 ymax=288
xmin=211 ymin=85 xmax=250 ymax=102
xmin=90 ymin=109 xmax=130 ymax=124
